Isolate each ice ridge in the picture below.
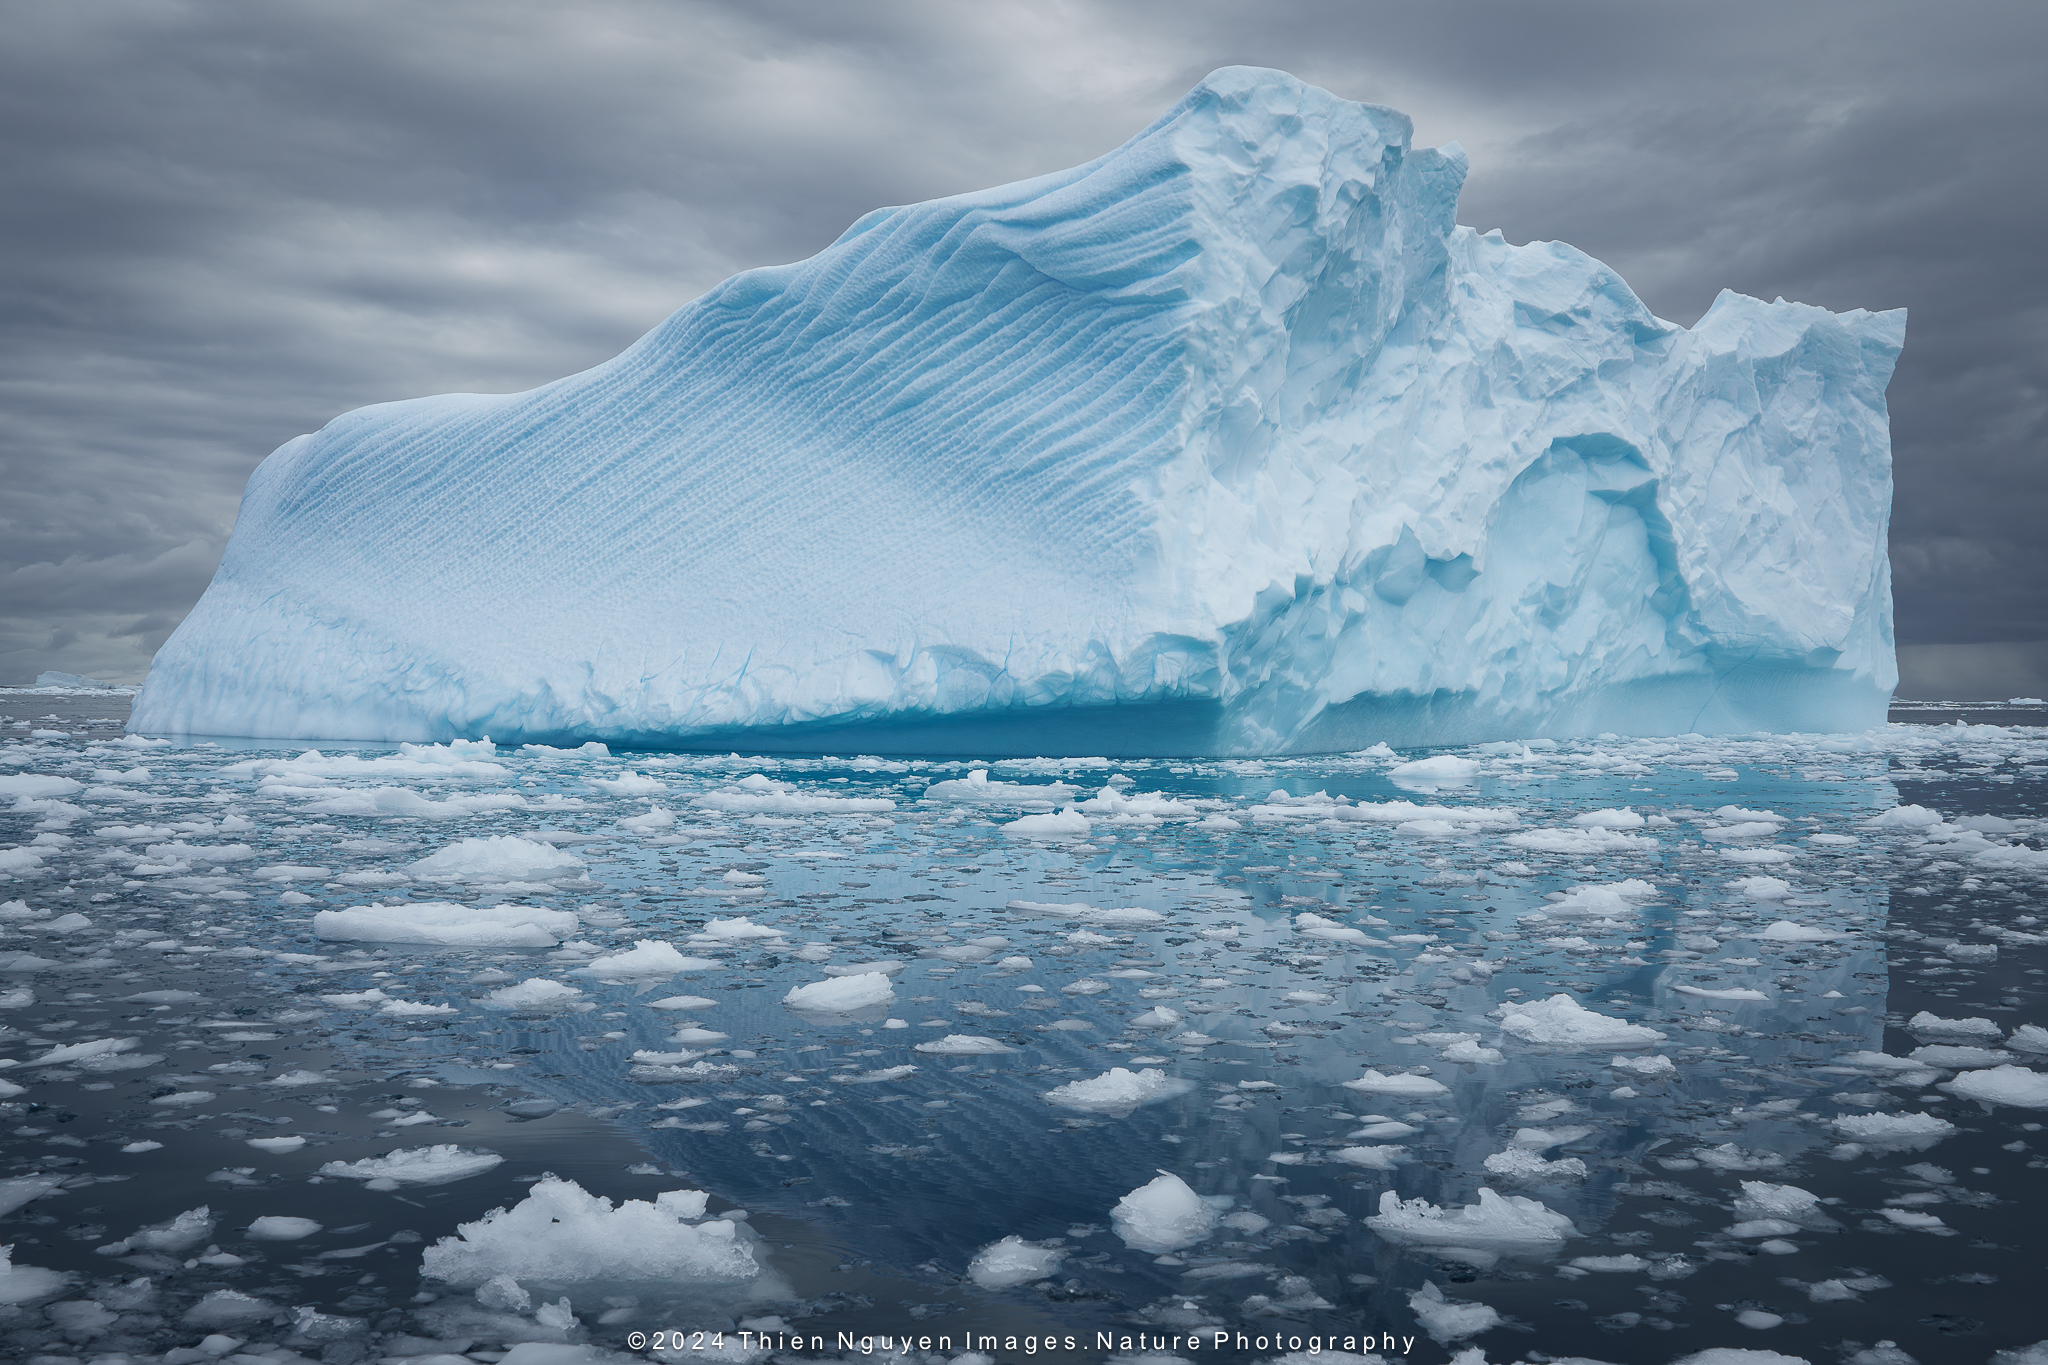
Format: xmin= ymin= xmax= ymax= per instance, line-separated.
xmin=133 ymin=66 xmax=1904 ymax=753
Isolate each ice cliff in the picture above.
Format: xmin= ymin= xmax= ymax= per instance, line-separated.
xmin=132 ymin=66 xmax=1903 ymax=753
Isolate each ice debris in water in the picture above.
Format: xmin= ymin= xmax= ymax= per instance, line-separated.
xmin=1111 ymin=1172 xmax=1220 ymax=1253
xmin=1342 ymin=1069 xmax=1451 ymax=1098
xmin=1407 ymin=1280 xmax=1501 ymax=1343
xmin=481 ymin=977 xmax=585 ymax=1011
xmin=1366 ymin=1188 xmax=1577 ymax=1250
xmin=134 ymin=65 xmax=1902 ymax=754
xmin=966 ymin=1235 xmax=1066 ymax=1289
xmin=313 ymin=899 xmax=580 ymax=947
xmin=0 ymin=1244 xmax=72 ymax=1305
xmin=783 ymin=971 xmax=894 ymax=1013
xmin=1494 ymin=994 xmax=1667 ymax=1049
xmin=1940 ymin=1064 xmax=2048 ymax=1109
xmin=318 ymin=1145 xmax=505 ymax=1188
xmin=420 ymin=1175 xmax=756 ymax=1285
xmin=1041 ymin=1067 xmax=1195 ymax=1116
xmin=410 ymin=835 xmax=583 ymax=881
xmin=574 ymin=939 xmax=714 ymax=977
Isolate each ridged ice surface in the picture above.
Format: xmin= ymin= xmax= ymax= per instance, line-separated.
xmin=133 ymin=66 xmax=1904 ymax=751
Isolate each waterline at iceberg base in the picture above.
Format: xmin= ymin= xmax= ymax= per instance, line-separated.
xmin=131 ymin=66 xmax=1901 ymax=753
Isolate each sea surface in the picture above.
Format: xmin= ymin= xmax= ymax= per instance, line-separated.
xmin=2 ymin=691 xmax=2045 ymax=1365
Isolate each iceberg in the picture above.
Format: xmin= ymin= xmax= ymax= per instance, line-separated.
xmin=133 ymin=66 xmax=1902 ymax=754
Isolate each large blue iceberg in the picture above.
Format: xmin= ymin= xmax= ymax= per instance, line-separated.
xmin=134 ymin=67 xmax=1903 ymax=753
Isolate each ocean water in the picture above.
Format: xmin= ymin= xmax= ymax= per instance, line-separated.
xmin=1 ymin=691 xmax=2045 ymax=1365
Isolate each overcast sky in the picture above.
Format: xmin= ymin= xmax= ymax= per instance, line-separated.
xmin=5 ymin=0 xmax=2043 ymax=695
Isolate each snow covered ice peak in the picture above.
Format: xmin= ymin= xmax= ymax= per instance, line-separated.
xmin=134 ymin=66 xmax=1904 ymax=754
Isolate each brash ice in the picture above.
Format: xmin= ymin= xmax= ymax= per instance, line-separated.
xmin=132 ymin=67 xmax=1904 ymax=753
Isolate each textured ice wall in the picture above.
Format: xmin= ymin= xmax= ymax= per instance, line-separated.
xmin=133 ymin=67 xmax=1903 ymax=753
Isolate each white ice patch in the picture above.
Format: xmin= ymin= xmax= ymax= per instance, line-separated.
xmin=314 ymin=900 xmax=579 ymax=947
xmin=318 ymin=1145 xmax=504 ymax=1187
xmin=1110 ymin=1172 xmax=1218 ymax=1253
xmin=1495 ymin=994 xmax=1666 ymax=1050
xmin=411 ymin=836 xmax=583 ymax=882
xmin=966 ymin=1235 xmax=1065 ymax=1289
xmin=1041 ymin=1067 xmax=1195 ymax=1116
xmin=420 ymin=1176 xmax=755 ymax=1285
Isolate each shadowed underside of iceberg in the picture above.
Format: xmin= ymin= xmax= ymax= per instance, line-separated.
xmin=133 ymin=66 xmax=1903 ymax=754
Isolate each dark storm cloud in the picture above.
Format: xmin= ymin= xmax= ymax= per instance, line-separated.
xmin=4 ymin=0 xmax=2042 ymax=691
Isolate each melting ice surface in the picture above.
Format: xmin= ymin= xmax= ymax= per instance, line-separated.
xmin=133 ymin=66 xmax=1902 ymax=753
xmin=5 ymin=693 xmax=2048 ymax=1364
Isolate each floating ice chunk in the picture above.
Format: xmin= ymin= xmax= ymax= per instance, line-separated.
xmin=1830 ymin=1112 xmax=1955 ymax=1150
xmin=0 ymin=1245 xmax=71 ymax=1305
xmin=2010 ymin=1025 xmax=2048 ymax=1054
xmin=266 ymin=1069 xmax=330 ymax=1086
xmin=1909 ymin=1044 xmax=2007 ymax=1068
xmin=1007 ymin=899 xmax=1163 ymax=927
xmin=483 ymin=978 xmax=585 ymax=1011
xmin=913 ymin=1034 xmax=1014 ymax=1055
xmin=1570 ymin=1254 xmax=1651 ymax=1273
xmin=1495 ymin=994 xmax=1666 ymax=1050
xmin=966 ymin=1235 xmax=1065 ymax=1288
xmin=299 ymin=786 xmax=528 ymax=820
xmin=784 ymin=972 xmax=894 ymax=1013
xmin=1042 ymin=1067 xmax=1194 ymax=1116
xmin=1331 ymin=1145 xmax=1406 ymax=1170
xmin=647 ymin=994 xmax=718 ymax=1011
xmin=1729 ymin=876 xmax=1794 ymax=900
xmin=1293 ymin=912 xmax=1381 ymax=947
xmin=522 ymin=741 xmax=611 ymax=758
xmin=1440 ymin=1039 xmax=1504 ymax=1065
xmin=617 ymin=806 xmax=676 ymax=834
xmin=1342 ymin=1069 xmax=1450 ymax=1098
xmin=1546 ymin=879 xmax=1658 ymax=918
xmin=1939 ymin=1064 xmax=2048 ymax=1109
xmin=1869 ymin=805 xmax=1941 ymax=830
xmin=181 ymin=1289 xmax=278 ymax=1328
xmin=576 ymin=940 xmax=716 ymax=977
xmin=1366 ymin=1188 xmax=1576 ymax=1250
xmin=1129 ymin=1006 xmax=1182 ymax=1030
xmin=381 ymin=998 xmax=456 ymax=1017
xmin=411 ymin=837 xmax=583 ymax=882
xmin=1001 ymin=807 xmax=1091 ymax=838
xmin=314 ymin=900 xmax=580 ymax=947
xmin=1907 ymin=1011 xmax=2001 ymax=1039
xmin=590 ymin=771 xmax=667 ymax=795
xmin=927 ymin=770 xmax=1079 ymax=803
xmin=1075 ymin=785 xmax=1211 ymax=819
xmin=1387 ymin=757 xmax=1480 ymax=792
xmin=1504 ymin=827 xmax=1656 ymax=855
xmin=27 ymin=1036 xmax=139 ymax=1067
xmin=694 ymin=776 xmax=893 ymax=815
xmin=1734 ymin=1183 xmax=1834 ymax=1229
xmin=1571 ymin=808 xmax=1644 ymax=829
xmin=1482 ymin=1147 xmax=1587 ymax=1182
xmin=246 ymin=1135 xmax=306 ymax=1153
xmin=1757 ymin=920 xmax=1839 ymax=942
xmin=0 ymin=775 xmax=83 ymax=799
xmin=1111 ymin=1172 xmax=1218 ymax=1253
xmin=100 ymin=1206 xmax=215 ymax=1254
xmin=1674 ymin=985 xmax=1770 ymax=1001
xmin=1611 ymin=1054 xmax=1676 ymax=1077
xmin=247 ymin=1216 xmax=323 ymax=1240
xmin=691 ymin=915 xmax=784 ymax=943
xmin=421 ymin=1176 xmax=754 ymax=1285
xmin=1407 ymin=1280 xmax=1501 ymax=1342
xmin=319 ymin=1145 xmax=504 ymax=1186
xmin=0 ymin=1176 xmax=67 ymax=1219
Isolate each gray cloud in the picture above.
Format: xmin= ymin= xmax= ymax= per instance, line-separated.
xmin=4 ymin=0 xmax=2042 ymax=692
